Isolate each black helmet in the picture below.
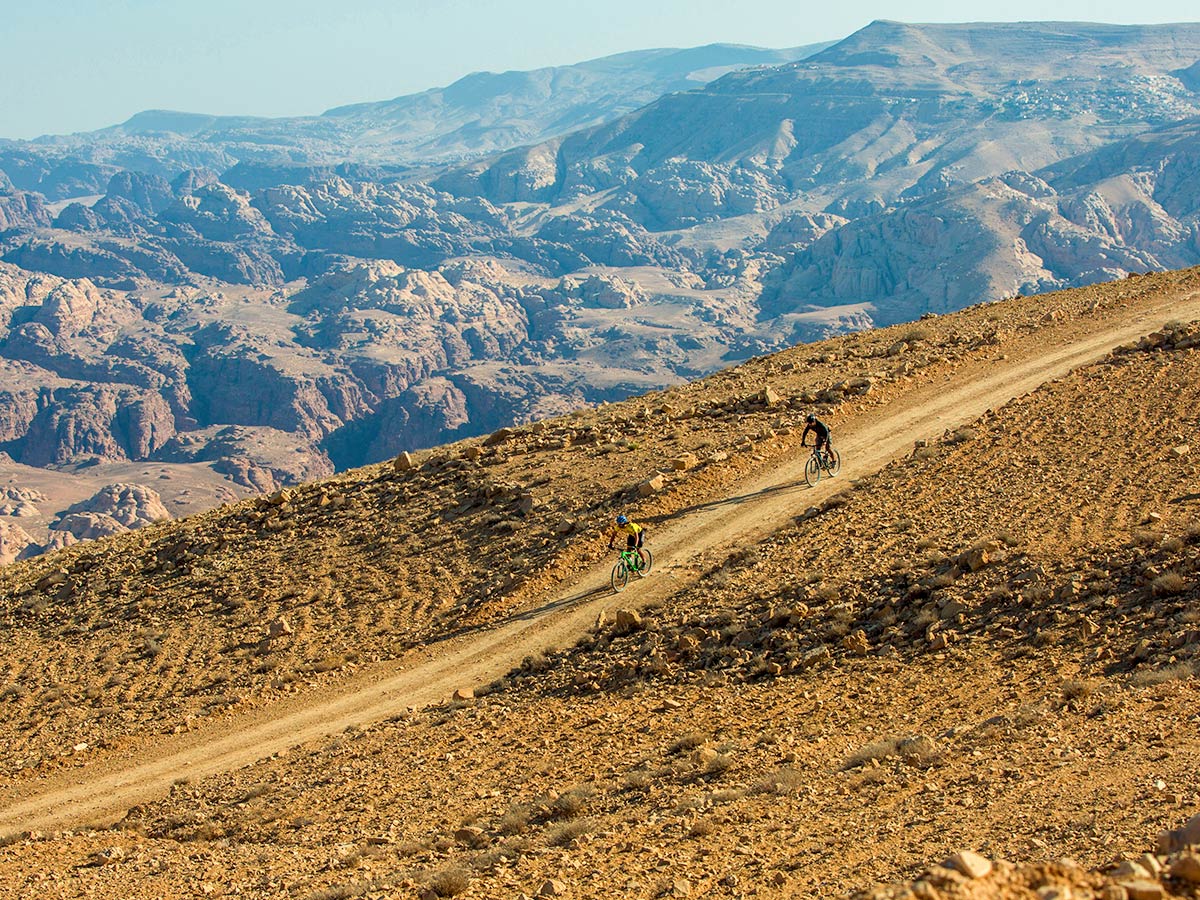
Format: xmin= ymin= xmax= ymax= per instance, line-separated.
xmin=805 ymin=413 xmax=816 ymax=423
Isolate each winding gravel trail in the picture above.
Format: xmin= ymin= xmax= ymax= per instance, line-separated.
xmin=2 ymin=288 xmax=1197 ymax=837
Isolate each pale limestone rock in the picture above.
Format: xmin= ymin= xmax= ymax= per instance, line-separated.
xmin=638 ymin=474 xmax=666 ymax=497
xmin=945 ymin=851 xmax=993 ymax=880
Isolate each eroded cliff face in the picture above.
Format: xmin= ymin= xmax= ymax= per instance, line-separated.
xmin=0 ymin=258 xmax=769 ymax=488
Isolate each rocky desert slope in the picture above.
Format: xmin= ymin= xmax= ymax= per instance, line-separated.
xmin=0 ymin=268 xmax=1197 ymax=898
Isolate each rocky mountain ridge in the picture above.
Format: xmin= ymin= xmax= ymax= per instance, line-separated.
xmin=0 ymin=43 xmax=824 ymax=199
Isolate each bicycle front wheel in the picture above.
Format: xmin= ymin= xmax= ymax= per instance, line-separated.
xmin=804 ymin=455 xmax=822 ymax=487
xmin=636 ymin=547 xmax=653 ymax=575
xmin=826 ymin=448 xmax=842 ymax=476
xmin=611 ymin=561 xmax=629 ymax=592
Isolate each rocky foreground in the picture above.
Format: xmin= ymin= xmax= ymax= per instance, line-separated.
xmin=0 ymin=270 xmax=1197 ymax=897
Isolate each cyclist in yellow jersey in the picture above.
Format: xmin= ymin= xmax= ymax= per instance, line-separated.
xmin=607 ymin=514 xmax=646 ymax=552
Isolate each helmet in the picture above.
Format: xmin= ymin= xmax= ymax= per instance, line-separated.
xmin=806 ymin=413 xmax=816 ymax=423
xmin=616 ymin=515 xmax=629 ymax=525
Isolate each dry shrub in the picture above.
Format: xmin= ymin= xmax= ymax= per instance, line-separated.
xmin=497 ymin=803 xmax=533 ymax=835
xmin=701 ymin=753 xmax=734 ymax=778
xmin=812 ymin=583 xmax=841 ymax=604
xmin=1130 ymin=661 xmax=1198 ymax=687
xmin=473 ymin=837 xmax=530 ymax=872
xmin=897 ymin=735 xmax=942 ymax=768
xmin=848 ymin=767 xmax=891 ymax=791
xmin=994 ymin=530 xmax=1021 ymax=547
xmin=621 ymin=770 xmax=652 ymax=792
xmin=1151 ymin=572 xmax=1190 ymax=596
xmin=427 ymin=865 xmax=471 ymax=897
xmin=949 ymin=427 xmax=979 ymax=444
xmin=1133 ymin=529 xmax=1162 ymax=547
xmin=707 ymin=788 xmax=745 ymax=804
xmin=751 ymin=766 xmax=806 ymax=796
xmin=689 ymin=819 xmax=717 ymax=838
xmin=1062 ymin=679 xmax=1101 ymax=700
xmin=842 ymin=736 xmax=902 ymax=770
xmin=669 ymin=732 xmax=710 ymax=754
xmin=545 ymin=818 xmax=593 ymax=847
xmin=550 ymin=786 xmax=592 ymax=819
xmin=303 ymin=883 xmax=368 ymax=900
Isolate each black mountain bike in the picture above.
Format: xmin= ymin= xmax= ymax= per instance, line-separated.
xmin=804 ymin=445 xmax=842 ymax=487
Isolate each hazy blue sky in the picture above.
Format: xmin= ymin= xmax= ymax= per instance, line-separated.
xmin=3 ymin=0 xmax=1198 ymax=139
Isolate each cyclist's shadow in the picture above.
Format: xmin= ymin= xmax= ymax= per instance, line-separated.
xmin=643 ymin=478 xmax=809 ymax=525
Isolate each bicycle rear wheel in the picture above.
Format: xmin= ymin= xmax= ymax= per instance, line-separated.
xmin=611 ymin=561 xmax=629 ymax=592
xmin=826 ymin=448 xmax=842 ymax=476
xmin=804 ymin=455 xmax=822 ymax=487
xmin=636 ymin=547 xmax=653 ymax=575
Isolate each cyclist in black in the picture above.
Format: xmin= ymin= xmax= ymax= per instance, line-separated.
xmin=801 ymin=413 xmax=833 ymax=461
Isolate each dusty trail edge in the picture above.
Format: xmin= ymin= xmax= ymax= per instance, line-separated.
xmin=2 ymin=293 xmax=1197 ymax=836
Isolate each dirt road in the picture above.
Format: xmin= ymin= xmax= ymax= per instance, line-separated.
xmin=2 ymin=288 xmax=1197 ymax=837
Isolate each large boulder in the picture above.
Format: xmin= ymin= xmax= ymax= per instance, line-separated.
xmin=58 ymin=483 xmax=170 ymax=530
xmin=0 ymin=520 xmax=36 ymax=566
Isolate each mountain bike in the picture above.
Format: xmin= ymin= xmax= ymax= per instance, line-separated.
xmin=611 ymin=545 xmax=653 ymax=592
xmin=804 ymin=444 xmax=841 ymax=487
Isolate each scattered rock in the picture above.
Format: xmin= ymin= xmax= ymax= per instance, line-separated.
xmin=1120 ymin=879 xmax=1165 ymax=900
xmin=266 ymin=618 xmax=293 ymax=639
xmin=614 ymin=608 xmax=643 ymax=634
xmin=1168 ymin=445 xmax=1190 ymax=460
xmin=842 ymin=629 xmax=870 ymax=656
xmin=484 ymin=427 xmax=517 ymax=447
xmin=637 ymin=474 xmax=666 ymax=497
xmin=1159 ymin=814 xmax=1200 ymax=853
xmin=452 ymin=687 xmax=475 ymax=702
xmin=1172 ymin=853 xmax=1200 ymax=884
xmin=945 ymin=850 xmax=993 ymax=880
xmin=393 ymin=451 xmax=416 ymax=472
xmin=538 ymin=879 xmax=567 ymax=897
xmin=670 ymin=453 xmax=698 ymax=471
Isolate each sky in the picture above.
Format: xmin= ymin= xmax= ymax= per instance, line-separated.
xmin=2 ymin=0 xmax=1199 ymax=139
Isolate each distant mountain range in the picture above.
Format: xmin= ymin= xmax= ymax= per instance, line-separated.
xmin=2 ymin=21 xmax=1200 ymax=555
xmin=0 ymin=43 xmax=826 ymax=200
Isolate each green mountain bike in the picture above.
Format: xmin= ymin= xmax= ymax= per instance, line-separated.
xmin=611 ymin=546 xmax=653 ymax=592
xmin=804 ymin=445 xmax=841 ymax=487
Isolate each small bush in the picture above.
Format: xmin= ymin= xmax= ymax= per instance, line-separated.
xmin=689 ymin=819 xmax=716 ymax=838
xmin=1151 ymin=572 xmax=1189 ymax=596
xmin=1130 ymin=661 xmax=1198 ymax=687
xmin=427 ymin=866 xmax=471 ymax=897
xmin=497 ymin=803 xmax=533 ymax=835
xmin=545 ymin=818 xmax=593 ymax=847
xmin=751 ymin=766 xmax=806 ymax=796
xmin=669 ymin=732 xmax=710 ymax=755
xmin=842 ymin=737 xmax=902 ymax=770
xmin=621 ymin=770 xmax=652 ymax=792
xmin=1061 ymin=679 xmax=1101 ymax=700
xmin=550 ymin=786 xmax=592 ymax=819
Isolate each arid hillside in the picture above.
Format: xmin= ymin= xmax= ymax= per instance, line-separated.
xmin=0 ymin=268 xmax=1198 ymax=898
